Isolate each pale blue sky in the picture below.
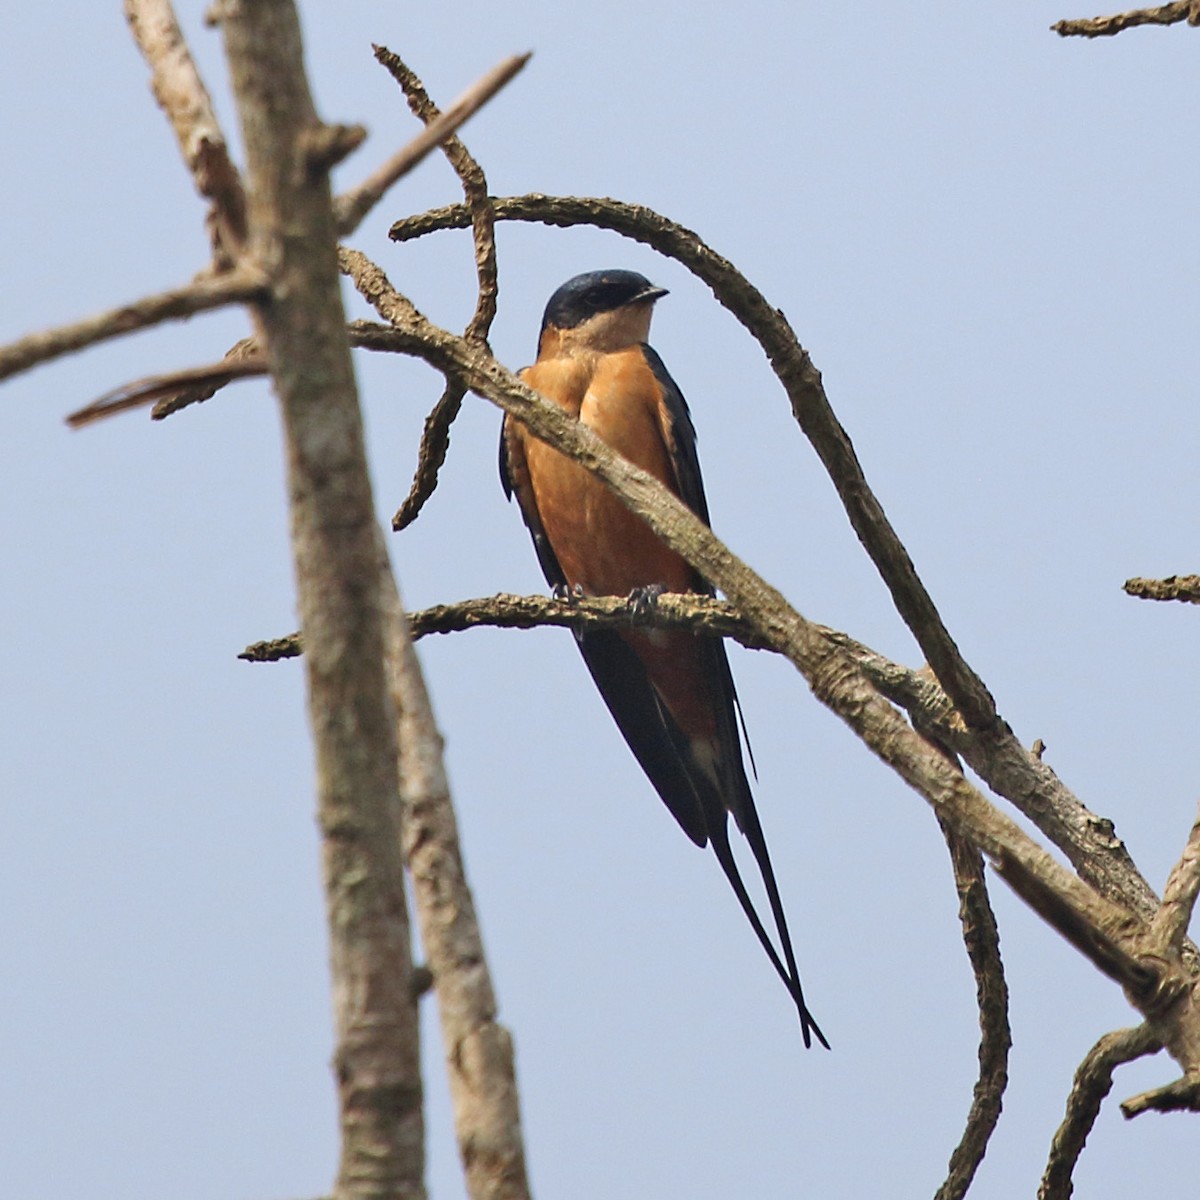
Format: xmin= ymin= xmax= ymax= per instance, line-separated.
xmin=3 ymin=4 xmax=1197 ymax=1198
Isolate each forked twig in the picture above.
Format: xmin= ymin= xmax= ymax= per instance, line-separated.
xmin=333 ymin=52 xmax=529 ymax=237
xmin=0 ymin=269 xmax=266 ymax=388
xmin=372 ymin=48 xmax=505 ymax=531
xmin=67 ymin=355 xmax=267 ymax=428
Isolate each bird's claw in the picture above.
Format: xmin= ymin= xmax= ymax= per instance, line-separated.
xmin=552 ymin=582 xmax=586 ymax=604
xmin=627 ymin=583 xmax=665 ymax=620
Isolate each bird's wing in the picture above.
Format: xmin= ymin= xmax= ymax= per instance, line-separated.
xmin=500 ymin=410 xmax=569 ymax=593
xmin=639 ymin=344 xmax=759 ymax=807
xmin=640 ymin=343 xmax=712 ymax=541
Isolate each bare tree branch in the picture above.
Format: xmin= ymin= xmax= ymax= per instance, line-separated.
xmin=218 ymin=4 xmax=424 ymax=1196
xmin=150 ymin=334 xmax=260 ymax=419
xmin=372 ymin=47 xmax=503 ymax=531
xmin=332 ymin=52 xmax=530 ymax=237
xmin=67 ymin=355 xmax=267 ymax=428
xmin=934 ymin=823 xmax=1011 ymax=1200
xmin=0 ymin=269 xmax=266 ymax=387
xmin=238 ymin=592 xmax=772 ymax=662
xmin=1150 ymin=804 xmax=1200 ymax=956
xmin=1124 ymin=574 xmax=1200 ymax=603
xmin=1121 ymin=1073 xmax=1200 ymax=1116
xmin=371 ymin=46 xmax=501 ymax=345
xmin=378 ymin=543 xmax=531 ymax=1200
xmin=1052 ymin=0 xmax=1200 ymax=38
xmin=1039 ymin=1025 xmax=1162 ymax=1199
xmin=124 ymin=0 xmax=247 ymax=263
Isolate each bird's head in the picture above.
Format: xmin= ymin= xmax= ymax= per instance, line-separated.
xmin=537 ymin=269 xmax=669 ymax=358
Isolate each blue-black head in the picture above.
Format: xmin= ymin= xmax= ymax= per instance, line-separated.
xmin=540 ymin=269 xmax=669 ymax=334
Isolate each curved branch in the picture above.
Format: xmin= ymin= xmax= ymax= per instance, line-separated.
xmin=373 ymin=48 xmax=503 ymax=531
xmin=1039 ymin=1025 xmax=1162 ymax=1199
xmin=934 ymin=823 xmax=1011 ymax=1200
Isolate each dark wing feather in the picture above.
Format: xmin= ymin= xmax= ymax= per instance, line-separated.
xmin=642 ymin=345 xmax=827 ymax=1047
xmin=499 ymin=413 xmax=568 ymax=592
xmin=641 ymin=345 xmax=756 ymax=812
xmin=640 ymin=343 xmax=712 ymax=534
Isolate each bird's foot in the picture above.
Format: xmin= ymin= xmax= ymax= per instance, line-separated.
xmin=552 ymin=582 xmax=586 ymax=604
xmin=627 ymin=583 xmax=665 ymax=620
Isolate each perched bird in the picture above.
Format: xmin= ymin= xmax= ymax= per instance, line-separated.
xmin=501 ymin=269 xmax=826 ymax=1047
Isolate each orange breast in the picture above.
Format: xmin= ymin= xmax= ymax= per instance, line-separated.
xmin=519 ymin=349 xmax=695 ymax=598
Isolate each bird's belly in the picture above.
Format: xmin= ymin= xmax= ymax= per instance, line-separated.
xmin=526 ymin=444 xmax=692 ymax=599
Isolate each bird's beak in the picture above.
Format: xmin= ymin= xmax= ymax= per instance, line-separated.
xmin=634 ymin=285 xmax=669 ymax=304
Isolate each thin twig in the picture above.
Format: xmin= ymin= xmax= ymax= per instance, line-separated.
xmin=67 ymin=355 xmax=267 ymax=428
xmin=1121 ymin=1073 xmax=1200 ymax=1117
xmin=238 ymin=592 xmax=770 ymax=662
xmin=372 ymin=48 xmax=502 ymax=531
xmin=1124 ymin=574 xmax=1200 ymax=603
xmin=332 ymin=52 xmax=530 ymax=237
xmin=1150 ymin=804 xmax=1200 ymax=955
xmin=934 ymin=823 xmax=1011 ymax=1200
xmin=150 ymin=335 xmax=261 ymax=418
xmin=0 ymin=268 xmax=266 ymax=387
xmin=373 ymin=48 xmax=500 ymax=348
xmin=390 ymin=383 xmax=468 ymax=530
xmin=1039 ymin=1025 xmax=1162 ymax=1199
xmin=378 ymin=541 xmax=532 ymax=1200
xmin=124 ymin=0 xmax=247 ymax=262
xmin=1052 ymin=0 xmax=1198 ymax=37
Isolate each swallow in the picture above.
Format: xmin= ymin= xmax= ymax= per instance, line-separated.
xmin=500 ymin=269 xmax=826 ymax=1048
